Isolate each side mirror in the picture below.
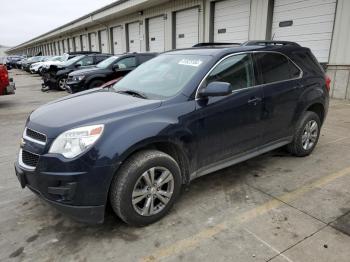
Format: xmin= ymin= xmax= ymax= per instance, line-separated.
xmin=199 ymin=81 xmax=232 ymax=97
xmin=112 ymin=64 xmax=119 ymax=71
xmin=75 ymin=64 xmax=81 ymax=68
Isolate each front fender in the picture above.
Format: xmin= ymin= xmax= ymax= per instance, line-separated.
xmin=85 ymin=74 xmax=107 ymax=85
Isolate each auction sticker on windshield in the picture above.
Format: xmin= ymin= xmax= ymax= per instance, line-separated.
xmin=178 ymin=59 xmax=203 ymax=67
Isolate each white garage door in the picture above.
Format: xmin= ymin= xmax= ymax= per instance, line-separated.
xmin=63 ymin=39 xmax=69 ymax=53
xmin=128 ymin=22 xmax=141 ymax=52
xmin=213 ymin=0 xmax=250 ymax=43
xmin=148 ymin=16 xmax=165 ymax=52
xmin=75 ymin=36 xmax=81 ymax=51
xmin=55 ymin=42 xmax=60 ymax=55
xmin=175 ymin=8 xmax=199 ymax=48
xmin=112 ymin=26 xmax=124 ymax=54
xmin=69 ymin=38 xmax=74 ymax=52
xmin=81 ymin=35 xmax=88 ymax=51
xmin=99 ymin=30 xmax=109 ymax=53
xmin=59 ymin=41 xmax=64 ymax=55
xmin=272 ymin=0 xmax=337 ymax=63
xmin=89 ymin=33 xmax=98 ymax=51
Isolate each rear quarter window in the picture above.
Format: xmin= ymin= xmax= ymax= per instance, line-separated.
xmin=255 ymin=53 xmax=301 ymax=84
xmin=290 ymin=50 xmax=324 ymax=76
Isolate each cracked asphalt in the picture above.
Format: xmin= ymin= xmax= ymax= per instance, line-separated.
xmin=1 ymin=69 xmax=350 ymax=262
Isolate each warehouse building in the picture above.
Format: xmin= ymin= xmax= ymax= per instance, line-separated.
xmin=7 ymin=0 xmax=350 ymax=100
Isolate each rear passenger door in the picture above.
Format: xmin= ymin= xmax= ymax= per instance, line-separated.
xmin=254 ymin=52 xmax=302 ymax=145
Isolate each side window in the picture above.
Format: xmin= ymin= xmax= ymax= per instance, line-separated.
xmin=138 ymin=55 xmax=154 ymax=64
xmin=76 ymin=56 xmax=94 ymax=66
xmin=206 ymin=53 xmax=255 ymax=91
xmin=95 ymin=56 xmax=109 ymax=63
xmin=255 ymin=53 xmax=301 ymax=84
xmin=115 ymin=57 xmax=137 ymax=69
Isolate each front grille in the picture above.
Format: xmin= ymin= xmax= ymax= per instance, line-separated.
xmin=26 ymin=128 xmax=47 ymax=143
xmin=22 ymin=150 xmax=40 ymax=168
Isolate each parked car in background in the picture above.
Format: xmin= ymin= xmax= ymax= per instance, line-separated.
xmin=22 ymin=56 xmax=49 ymax=72
xmin=0 ymin=64 xmax=15 ymax=95
xmin=66 ymin=53 xmax=157 ymax=93
xmin=30 ymin=56 xmax=66 ymax=74
xmin=41 ymin=53 xmax=112 ymax=91
xmin=6 ymin=55 xmax=24 ymax=69
xmin=15 ymin=41 xmax=330 ymax=225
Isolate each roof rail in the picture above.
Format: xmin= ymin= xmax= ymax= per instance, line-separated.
xmin=242 ymin=41 xmax=300 ymax=47
xmin=192 ymin=42 xmax=241 ymax=47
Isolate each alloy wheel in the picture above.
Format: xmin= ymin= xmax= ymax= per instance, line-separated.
xmin=58 ymin=78 xmax=67 ymax=90
xmin=302 ymin=120 xmax=319 ymax=150
xmin=132 ymin=167 xmax=174 ymax=216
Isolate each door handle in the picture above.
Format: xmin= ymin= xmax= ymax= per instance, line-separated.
xmin=248 ymin=97 xmax=262 ymax=105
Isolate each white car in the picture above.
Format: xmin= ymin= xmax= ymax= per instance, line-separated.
xmin=30 ymin=56 xmax=67 ymax=74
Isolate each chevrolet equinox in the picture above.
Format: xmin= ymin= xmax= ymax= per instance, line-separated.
xmin=15 ymin=41 xmax=330 ymax=226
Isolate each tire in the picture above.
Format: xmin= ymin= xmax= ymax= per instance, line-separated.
xmin=287 ymin=111 xmax=321 ymax=157
xmin=109 ymin=150 xmax=182 ymax=226
xmin=88 ymin=79 xmax=105 ymax=89
xmin=57 ymin=77 xmax=67 ymax=91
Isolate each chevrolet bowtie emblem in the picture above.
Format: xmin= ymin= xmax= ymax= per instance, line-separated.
xmin=20 ymin=138 xmax=26 ymax=148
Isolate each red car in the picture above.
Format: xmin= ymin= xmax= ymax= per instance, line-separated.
xmin=0 ymin=64 xmax=15 ymax=95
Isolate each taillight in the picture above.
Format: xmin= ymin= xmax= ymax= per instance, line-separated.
xmin=325 ymin=75 xmax=331 ymax=92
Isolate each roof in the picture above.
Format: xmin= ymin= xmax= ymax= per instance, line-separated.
xmin=164 ymin=41 xmax=306 ymax=57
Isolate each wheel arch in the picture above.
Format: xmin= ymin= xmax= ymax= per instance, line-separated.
xmin=117 ymin=138 xmax=191 ymax=185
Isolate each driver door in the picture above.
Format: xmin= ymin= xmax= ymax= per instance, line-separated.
xmin=194 ymin=53 xmax=264 ymax=169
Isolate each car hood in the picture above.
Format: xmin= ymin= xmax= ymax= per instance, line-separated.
xmin=28 ymin=89 xmax=162 ymax=138
xmin=69 ymin=67 xmax=102 ymax=76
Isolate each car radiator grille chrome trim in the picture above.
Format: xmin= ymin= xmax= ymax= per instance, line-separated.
xmin=23 ymin=128 xmax=47 ymax=146
xmin=18 ymin=149 xmax=38 ymax=171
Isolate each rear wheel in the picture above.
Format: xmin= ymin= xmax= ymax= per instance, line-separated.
xmin=88 ymin=79 xmax=105 ymax=89
xmin=287 ymin=111 xmax=321 ymax=157
xmin=109 ymin=150 xmax=182 ymax=226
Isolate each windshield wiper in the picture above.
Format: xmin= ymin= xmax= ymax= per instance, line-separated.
xmin=116 ymin=90 xmax=148 ymax=99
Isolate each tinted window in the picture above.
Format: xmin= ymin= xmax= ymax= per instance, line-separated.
xmin=139 ymin=55 xmax=155 ymax=64
xmin=76 ymin=56 xmax=94 ymax=66
xmin=255 ymin=53 xmax=301 ymax=84
xmin=206 ymin=53 xmax=254 ymax=91
xmin=115 ymin=57 xmax=137 ymax=69
xmin=95 ymin=55 xmax=110 ymax=63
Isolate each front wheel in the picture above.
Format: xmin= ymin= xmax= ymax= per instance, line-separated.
xmin=287 ymin=111 xmax=321 ymax=157
xmin=109 ymin=150 xmax=182 ymax=226
xmin=57 ymin=77 xmax=67 ymax=91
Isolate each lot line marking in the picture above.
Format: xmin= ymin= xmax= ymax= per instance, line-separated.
xmin=244 ymin=229 xmax=294 ymax=262
xmin=140 ymin=166 xmax=350 ymax=262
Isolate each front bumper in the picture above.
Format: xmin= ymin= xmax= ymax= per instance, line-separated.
xmin=14 ymin=154 xmax=115 ymax=224
xmin=65 ymin=80 xmax=85 ymax=93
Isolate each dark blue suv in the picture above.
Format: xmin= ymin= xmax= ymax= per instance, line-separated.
xmin=15 ymin=41 xmax=330 ymax=226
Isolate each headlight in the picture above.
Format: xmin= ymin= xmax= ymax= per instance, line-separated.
xmin=49 ymin=124 xmax=104 ymax=158
xmin=72 ymin=75 xmax=85 ymax=81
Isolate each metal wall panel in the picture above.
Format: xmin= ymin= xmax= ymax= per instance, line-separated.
xmin=329 ymin=0 xmax=350 ymax=65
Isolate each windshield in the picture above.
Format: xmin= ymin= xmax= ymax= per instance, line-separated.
xmin=113 ymin=54 xmax=210 ymax=99
xmin=96 ymin=56 xmax=119 ymax=69
xmin=65 ymin=55 xmax=84 ymax=66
